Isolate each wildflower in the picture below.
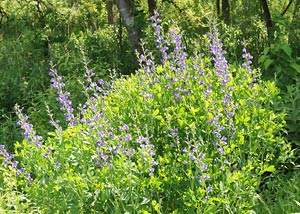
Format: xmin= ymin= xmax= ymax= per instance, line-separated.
xmin=207 ymin=185 xmax=213 ymax=193
xmin=242 ymin=47 xmax=254 ymax=74
xmin=12 ymin=160 xmax=19 ymax=168
xmin=204 ymin=174 xmax=210 ymax=180
xmin=0 ymin=145 xmax=14 ymax=164
xmin=96 ymin=140 xmax=106 ymax=146
xmin=98 ymin=130 xmax=106 ymax=138
xmin=202 ymin=164 xmax=208 ymax=171
xmin=119 ymin=124 xmax=129 ymax=132
xmin=16 ymin=167 xmax=26 ymax=176
xmin=25 ymin=173 xmax=33 ymax=184
xmin=129 ymin=148 xmax=135 ymax=156
xmin=49 ymin=63 xmax=78 ymax=126
xmin=150 ymin=11 xmax=169 ymax=63
xmin=170 ymin=30 xmax=187 ymax=73
xmin=43 ymin=153 xmax=50 ymax=158
xmin=15 ymin=105 xmax=44 ymax=148
xmin=125 ymin=133 xmax=132 ymax=141
xmin=203 ymin=196 xmax=210 ymax=202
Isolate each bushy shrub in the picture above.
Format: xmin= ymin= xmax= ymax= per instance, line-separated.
xmin=0 ymin=12 xmax=292 ymax=213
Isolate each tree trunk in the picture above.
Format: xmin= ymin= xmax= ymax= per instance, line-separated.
xmin=222 ymin=0 xmax=230 ymax=23
xmin=105 ymin=0 xmax=115 ymax=24
xmin=259 ymin=0 xmax=273 ymax=42
xmin=216 ymin=0 xmax=220 ymax=16
xmin=147 ymin=0 xmax=157 ymax=16
xmin=115 ymin=0 xmax=141 ymax=55
xmin=289 ymin=0 xmax=300 ymax=54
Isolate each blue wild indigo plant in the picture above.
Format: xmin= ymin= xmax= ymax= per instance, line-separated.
xmin=0 ymin=11 xmax=291 ymax=213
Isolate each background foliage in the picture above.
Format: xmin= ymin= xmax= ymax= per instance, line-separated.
xmin=0 ymin=0 xmax=300 ymax=212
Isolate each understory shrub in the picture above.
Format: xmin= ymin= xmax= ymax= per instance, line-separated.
xmin=0 ymin=12 xmax=292 ymax=213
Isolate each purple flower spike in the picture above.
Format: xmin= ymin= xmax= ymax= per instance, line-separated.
xmin=15 ymin=105 xmax=44 ymax=148
xmin=242 ymin=47 xmax=254 ymax=74
xmin=49 ymin=63 xmax=77 ymax=127
xmin=150 ymin=11 xmax=170 ymax=63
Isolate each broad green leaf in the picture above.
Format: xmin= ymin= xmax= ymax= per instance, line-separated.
xmin=156 ymin=65 xmax=164 ymax=74
xmin=155 ymin=115 xmax=164 ymax=121
xmin=263 ymin=58 xmax=274 ymax=70
xmin=190 ymin=106 xmax=199 ymax=115
xmin=290 ymin=63 xmax=300 ymax=73
xmin=280 ymin=43 xmax=292 ymax=58
xmin=265 ymin=165 xmax=275 ymax=172
xmin=152 ymin=109 xmax=159 ymax=117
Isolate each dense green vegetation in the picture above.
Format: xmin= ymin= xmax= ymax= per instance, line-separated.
xmin=0 ymin=0 xmax=300 ymax=213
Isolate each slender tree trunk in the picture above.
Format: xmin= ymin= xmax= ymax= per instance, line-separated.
xmin=259 ymin=0 xmax=273 ymax=42
xmin=222 ymin=0 xmax=230 ymax=23
xmin=147 ymin=0 xmax=157 ymax=16
xmin=105 ymin=0 xmax=115 ymax=24
xmin=281 ymin=0 xmax=293 ymax=16
xmin=289 ymin=0 xmax=300 ymax=54
xmin=35 ymin=0 xmax=49 ymax=57
xmin=216 ymin=0 xmax=220 ymax=16
xmin=115 ymin=0 xmax=141 ymax=55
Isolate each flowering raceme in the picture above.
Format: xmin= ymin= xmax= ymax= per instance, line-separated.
xmin=49 ymin=63 xmax=78 ymax=126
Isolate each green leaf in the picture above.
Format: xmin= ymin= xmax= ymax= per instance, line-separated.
xmin=274 ymin=65 xmax=282 ymax=73
xmin=263 ymin=47 xmax=270 ymax=55
xmin=155 ymin=115 xmax=164 ymax=121
xmin=260 ymin=165 xmax=275 ymax=175
xmin=294 ymin=200 xmax=300 ymax=207
xmin=263 ymin=59 xmax=274 ymax=70
xmin=280 ymin=43 xmax=292 ymax=58
xmin=190 ymin=106 xmax=199 ymax=115
xmin=152 ymin=109 xmax=159 ymax=117
xmin=48 ymin=132 xmax=56 ymax=137
xmin=265 ymin=165 xmax=275 ymax=172
xmin=290 ymin=63 xmax=300 ymax=73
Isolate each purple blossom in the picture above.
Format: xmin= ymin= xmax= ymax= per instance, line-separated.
xmin=169 ymin=30 xmax=187 ymax=73
xmin=119 ymin=124 xmax=129 ymax=132
xmin=25 ymin=172 xmax=33 ymax=184
xmin=16 ymin=167 xmax=26 ymax=176
xmin=0 ymin=145 xmax=14 ymax=165
xmin=207 ymin=185 xmax=213 ymax=193
xmin=12 ymin=160 xmax=19 ymax=168
xmin=242 ymin=47 xmax=254 ymax=74
xmin=96 ymin=140 xmax=106 ymax=146
xmin=150 ymin=11 xmax=169 ymax=63
xmin=206 ymin=31 xmax=237 ymax=161
xmin=208 ymin=32 xmax=229 ymax=85
xmin=43 ymin=153 xmax=50 ymax=158
xmin=203 ymin=196 xmax=210 ymax=202
xmin=49 ymin=64 xmax=77 ymax=126
xmin=15 ymin=105 xmax=44 ymax=148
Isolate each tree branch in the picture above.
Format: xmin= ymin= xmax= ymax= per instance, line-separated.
xmin=281 ymin=0 xmax=293 ymax=16
xmin=162 ymin=0 xmax=183 ymax=13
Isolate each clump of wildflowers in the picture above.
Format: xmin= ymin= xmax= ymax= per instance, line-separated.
xmin=0 ymin=10 xmax=290 ymax=214
xmin=0 ymin=145 xmax=33 ymax=184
